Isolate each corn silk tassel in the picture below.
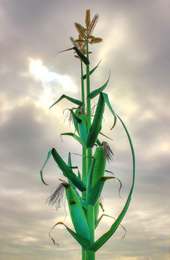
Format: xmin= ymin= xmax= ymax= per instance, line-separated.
xmin=39 ymin=9 xmax=136 ymax=260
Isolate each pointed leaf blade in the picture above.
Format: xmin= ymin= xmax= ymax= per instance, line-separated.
xmin=40 ymin=149 xmax=52 ymax=185
xmin=74 ymin=47 xmax=89 ymax=65
xmin=61 ymin=132 xmax=84 ymax=145
xmin=82 ymin=60 xmax=102 ymax=80
xmin=89 ymin=71 xmax=111 ymax=99
xmin=102 ymin=92 xmax=117 ymax=130
xmin=50 ymin=222 xmax=92 ymax=249
xmin=87 ymin=177 xmax=114 ymax=205
xmin=49 ymin=94 xmax=82 ymax=109
xmin=51 ymin=148 xmax=86 ymax=191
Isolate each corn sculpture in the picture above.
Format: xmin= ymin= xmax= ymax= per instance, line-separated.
xmin=40 ymin=9 xmax=135 ymax=260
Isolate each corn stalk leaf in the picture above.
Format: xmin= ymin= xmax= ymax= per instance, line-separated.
xmin=70 ymin=109 xmax=81 ymax=133
xmin=70 ymin=109 xmax=88 ymax=143
xmin=102 ymin=92 xmax=117 ymax=130
xmin=57 ymin=47 xmax=74 ymax=54
xmin=77 ymin=169 xmax=81 ymax=180
xmin=87 ymin=177 xmax=114 ymax=205
xmin=99 ymin=131 xmax=113 ymax=141
xmin=49 ymin=94 xmax=82 ymax=109
xmin=40 ymin=149 xmax=52 ymax=185
xmin=96 ymin=214 xmax=127 ymax=239
xmin=51 ymin=148 xmax=86 ymax=191
xmin=50 ymin=222 xmax=92 ymax=249
xmin=74 ymin=47 xmax=89 ymax=65
xmin=89 ymin=71 xmax=111 ymax=99
xmin=82 ymin=60 xmax=102 ymax=80
xmin=61 ymin=132 xmax=84 ymax=145
xmin=86 ymin=93 xmax=105 ymax=147
xmin=78 ymin=114 xmax=88 ymax=143
xmin=86 ymin=158 xmax=96 ymax=191
xmin=68 ymin=152 xmax=72 ymax=167
xmin=92 ymin=113 xmax=135 ymax=252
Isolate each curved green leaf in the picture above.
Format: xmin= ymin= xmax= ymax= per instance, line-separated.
xmin=92 ymin=113 xmax=135 ymax=252
xmin=49 ymin=221 xmax=92 ymax=249
xmin=102 ymin=92 xmax=117 ymax=130
xmin=40 ymin=149 xmax=52 ymax=185
xmin=96 ymin=214 xmax=127 ymax=239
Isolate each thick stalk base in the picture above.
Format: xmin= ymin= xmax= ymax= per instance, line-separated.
xmin=82 ymin=250 xmax=95 ymax=260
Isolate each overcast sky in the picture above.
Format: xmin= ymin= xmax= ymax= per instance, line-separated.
xmin=0 ymin=0 xmax=170 ymax=259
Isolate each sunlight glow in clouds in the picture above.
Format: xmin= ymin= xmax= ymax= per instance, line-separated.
xmin=29 ymin=58 xmax=77 ymax=92
xmin=28 ymin=58 xmax=78 ymax=106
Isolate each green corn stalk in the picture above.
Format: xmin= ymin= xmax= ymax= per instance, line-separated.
xmin=40 ymin=9 xmax=136 ymax=260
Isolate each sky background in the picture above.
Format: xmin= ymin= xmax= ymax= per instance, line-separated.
xmin=0 ymin=0 xmax=170 ymax=259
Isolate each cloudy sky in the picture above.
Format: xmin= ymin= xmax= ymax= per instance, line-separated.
xmin=0 ymin=0 xmax=170 ymax=259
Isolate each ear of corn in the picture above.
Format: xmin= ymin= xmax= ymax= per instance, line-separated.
xmin=65 ymin=184 xmax=91 ymax=241
xmin=40 ymin=9 xmax=135 ymax=260
xmin=85 ymin=144 xmax=107 ymax=226
xmin=86 ymin=93 xmax=105 ymax=147
xmin=92 ymin=145 xmax=106 ymax=186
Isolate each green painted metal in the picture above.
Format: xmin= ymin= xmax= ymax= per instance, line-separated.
xmin=39 ymin=9 xmax=136 ymax=260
